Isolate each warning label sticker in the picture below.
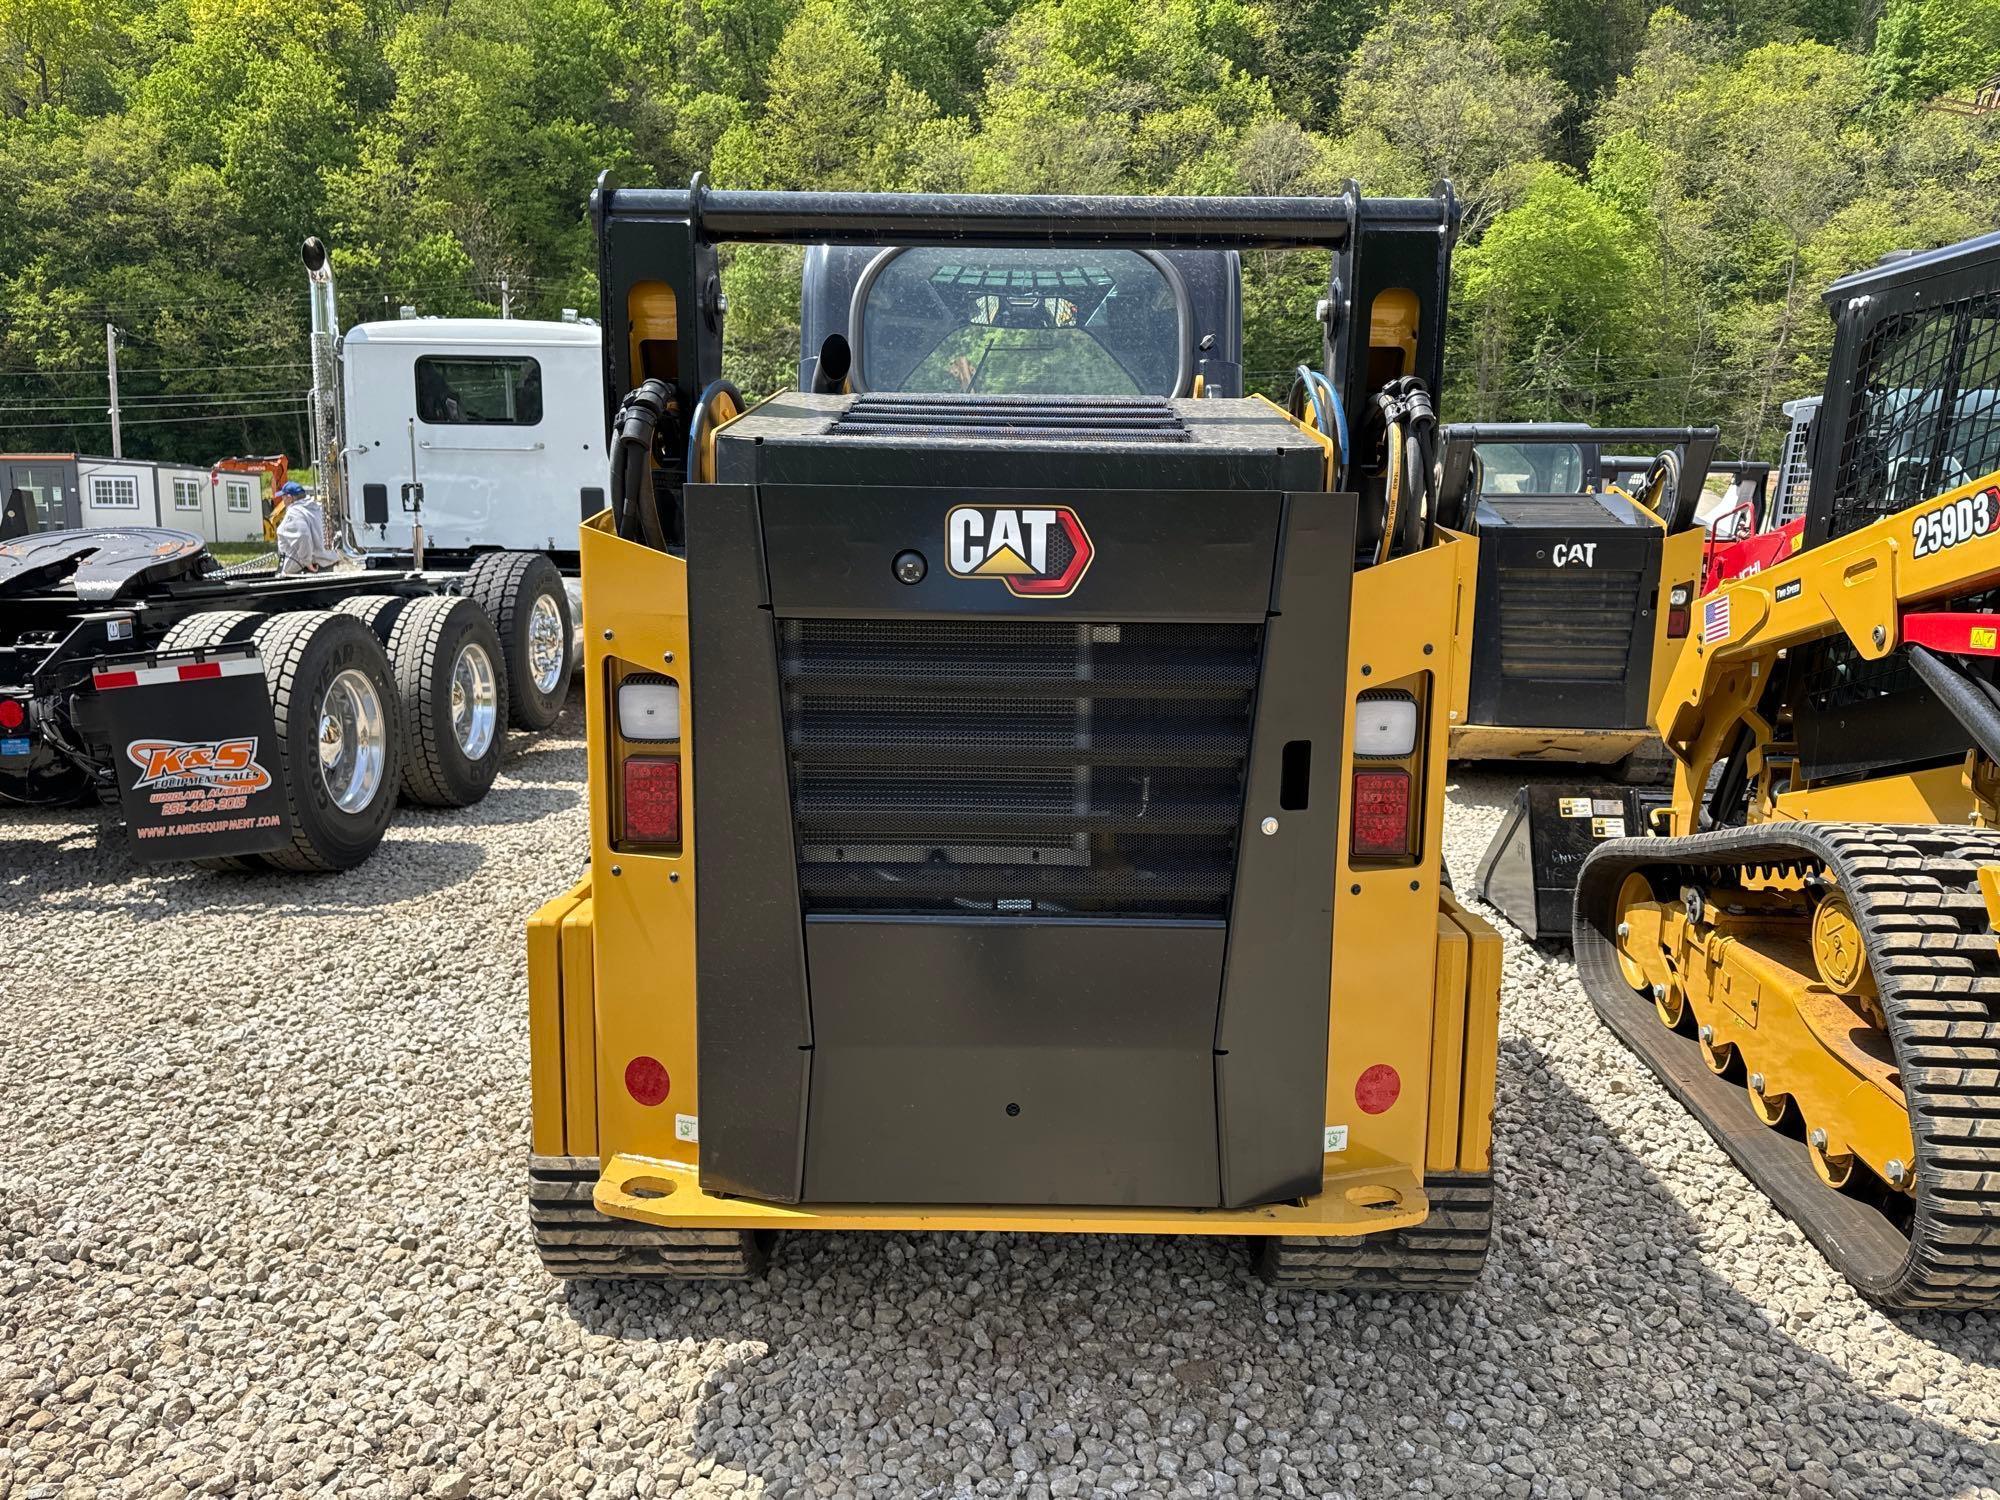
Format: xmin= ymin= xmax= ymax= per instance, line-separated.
xmin=1592 ymin=816 xmax=1628 ymax=838
xmin=1559 ymin=797 xmax=1593 ymax=818
xmin=1323 ymin=1124 xmax=1349 ymax=1154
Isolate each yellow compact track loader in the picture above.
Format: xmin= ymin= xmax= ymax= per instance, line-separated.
xmin=1575 ymin=229 xmax=2000 ymax=1309
xmin=525 ymin=177 xmax=1503 ymax=1290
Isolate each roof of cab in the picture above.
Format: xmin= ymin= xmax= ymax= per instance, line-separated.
xmin=344 ymin=317 xmax=600 ymax=347
xmin=1823 ymin=230 xmax=2000 ymax=305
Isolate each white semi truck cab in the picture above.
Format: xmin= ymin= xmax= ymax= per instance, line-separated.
xmin=342 ymin=317 xmax=604 ymax=570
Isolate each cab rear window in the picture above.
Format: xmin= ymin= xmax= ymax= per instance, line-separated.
xmin=857 ymin=248 xmax=1183 ymax=397
xmin=415 ymin=355 xmax=544 ymax=426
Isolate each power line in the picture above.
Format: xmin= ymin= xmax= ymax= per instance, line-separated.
xmin=0 ymin=407 xmax=307 ymax=432
xmin=0 ymin=360 xmax=312 ymax=377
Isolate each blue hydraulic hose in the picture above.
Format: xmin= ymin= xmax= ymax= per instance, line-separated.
xmin=1308 ymin=368 xmax=1349 ymax=471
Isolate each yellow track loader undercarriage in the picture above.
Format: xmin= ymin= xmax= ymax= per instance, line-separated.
xmin=1574 ymin=464 xmax=2000 ymax=1311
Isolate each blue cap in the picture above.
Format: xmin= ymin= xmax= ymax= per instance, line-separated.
xmin=278 ymin=481 xmax=307 ymax=497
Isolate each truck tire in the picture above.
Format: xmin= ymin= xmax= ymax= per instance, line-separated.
xmin=387 ymin=595 xmax=507 ymax=807
xmin=333 ymin=593 xmax=411 ymax=645
xmin=466 ymin=552 xmax=572 ymax=731
xmin=157 ymin=609 xmax=265 ymax=654
xmin=251 ymin=611 xmax=402 ymax=872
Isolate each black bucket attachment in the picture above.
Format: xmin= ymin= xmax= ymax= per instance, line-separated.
xmin=1474 ymin=784 xmax=1670 ymax=942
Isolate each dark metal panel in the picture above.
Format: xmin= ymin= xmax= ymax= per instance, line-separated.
xmin=580 ymin=486 xmax=605 ymax=521
xmin=605 ymin=184 xmax=1456 ymax=250
xmin=362 ymin=484 xmax=389 ymax=526
xmin=1464 ymin=497 xmax=1660 ymax=731
xmin=684 ymin=480 xmax=812 ymax=1202
xmin=758 ymin=486 xmax=1284 ymax=622
xmin=801 ymin=919 xmax=1225 ymax=1205
xmin=1213 ymin=492 xmax=1356 ymax=1208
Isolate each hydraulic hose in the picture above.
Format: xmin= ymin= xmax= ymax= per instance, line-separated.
xmin=609 ymin=379 xmax=674 ymax=548
xmin=1369 ymin=376 xmax=1437 ymax=565
xmin=687 ymin=379 xmax=745 ymax=487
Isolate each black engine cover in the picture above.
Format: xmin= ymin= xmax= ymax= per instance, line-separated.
xmin=1466 ymin=492 xmax=1662 ymax=731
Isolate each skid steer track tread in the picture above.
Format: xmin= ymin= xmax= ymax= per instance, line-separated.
xmin=1255 ymin=1172 xmax=1491 ymax=1292
xmin=1575 ymin=822 xmax=2000 ymax=1311
xmin=529 ymin=1157 xmax=768 ymax=1280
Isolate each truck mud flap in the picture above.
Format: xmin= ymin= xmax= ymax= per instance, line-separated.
xmin=95 ymin=653 xmax=293 ymax=862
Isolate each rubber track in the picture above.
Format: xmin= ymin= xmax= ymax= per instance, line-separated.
xmin=529 ymin=1157 xmax=767 ymax=1279
xmin=1575 ymin=822 xmax=2000 ymax=1310
xmin=1256 ymin=1172 xmax=1491 ymax=1292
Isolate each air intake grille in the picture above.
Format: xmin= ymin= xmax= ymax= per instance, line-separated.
xmin=1496 ymin=567 xmax=1643 ymax=682
xmin=778 ymin=618 xmax=1261 ymax=919
xmin=832 ymin=394 xmax=1190 ymax=444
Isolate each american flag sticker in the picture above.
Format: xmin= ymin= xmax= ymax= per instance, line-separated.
xmin=1702 ymin=595 xmax=1731 ymax=645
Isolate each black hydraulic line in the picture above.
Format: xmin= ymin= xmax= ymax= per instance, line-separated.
xmin=686 ymin=378 xmax=744 ymax=488
xmin=1703 ymin=720 xmax=1752 ymax=830
xmin=1908 ymin=643 xmax=2000 ymax=769
xmin=609 ymin=379 xmax=674 ymax=548
xmin=602 ymin=185 xmax=1455 ymax=249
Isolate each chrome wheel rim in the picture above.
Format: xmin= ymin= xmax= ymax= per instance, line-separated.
xmin=317 ymin=668 xmax=387 ymax=814
xmin=527 ymin=594 xmax=565 ymax=696
xmin=452 ymin=642 xmax=498 ymax=759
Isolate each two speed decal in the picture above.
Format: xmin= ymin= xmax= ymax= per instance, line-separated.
xmin=1912 ymin=486 xmax=2000 ymax=558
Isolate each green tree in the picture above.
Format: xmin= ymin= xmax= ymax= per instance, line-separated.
xmin=1335 ymin=2 xmax=1568 ymax=231
xmin=1873 ymin=0 xmax=2000 ymax=103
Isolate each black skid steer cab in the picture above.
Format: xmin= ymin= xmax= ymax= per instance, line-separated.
xmin=0 ymin=530 xmax=573 ymax=870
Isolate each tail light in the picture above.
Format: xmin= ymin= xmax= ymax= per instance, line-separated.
xmin=1666 ymin=582 xmax=1693 ymax=639
xmin=612 ymin=668 xmax=683 ymax=850
xmin=1351 ymin=769 xmax=1413 ymax=857
xmin=621 ymin=757 xmax=681 ymax=844
xmin=1350 ymin=686 xmax=1421 ymax=862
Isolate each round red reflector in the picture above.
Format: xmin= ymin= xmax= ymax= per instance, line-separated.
xmin=624 ymin=1056 xmax=671 ymax=1107
xmin=0 ymin=699 xmax=22 ymax=730
xmin=1355 ymin=1063 xmax=1401 ymax=1115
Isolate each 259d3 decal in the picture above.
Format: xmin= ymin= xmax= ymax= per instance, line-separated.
xmin=946 ymin=505 xmax=1094 ymax=598
xmin=1912 ymin=486 xmax=2000 ymax=559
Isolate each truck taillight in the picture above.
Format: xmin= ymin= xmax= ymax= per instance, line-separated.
xmin=621 ymin=757 xmax=681 ymax=845
xmin=1351 ymin=769 xmax=1412 ymax=857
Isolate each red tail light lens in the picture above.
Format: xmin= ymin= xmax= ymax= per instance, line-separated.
xmin=0 ymin=699 xmax=23 ymax=730
xmin=621 ymin=757 xmax=681 ymax=845
xmin=1666 ymin=582 xmax=1693 ymax=640
xmin=1351 ymin=769 xmax=1412 ymax=857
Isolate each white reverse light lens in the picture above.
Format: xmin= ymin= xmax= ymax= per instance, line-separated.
xmin=1354 ymin=695 xmax=1419 ymax=758
xmin=618 ymin=677 xmax=680 ymax=741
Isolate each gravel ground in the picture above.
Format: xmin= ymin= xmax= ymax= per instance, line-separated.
xmin=4 ymin=722 xmax=1999 ymax=1499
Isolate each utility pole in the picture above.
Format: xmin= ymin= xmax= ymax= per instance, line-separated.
xmin=500 ymin=276 xmax=511 ymax=319
xmin=105 ymin=323 xmax=123 ymax=458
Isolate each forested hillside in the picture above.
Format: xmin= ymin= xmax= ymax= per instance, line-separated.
xmin=1 ymin=0 xmax=1994 ymax=464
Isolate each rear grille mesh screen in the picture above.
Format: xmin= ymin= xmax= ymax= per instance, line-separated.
xmin=778 ymin=618 xmax=1261 ymax=919
xmin=1496 ymin=567 xmax=1642 ymax=682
